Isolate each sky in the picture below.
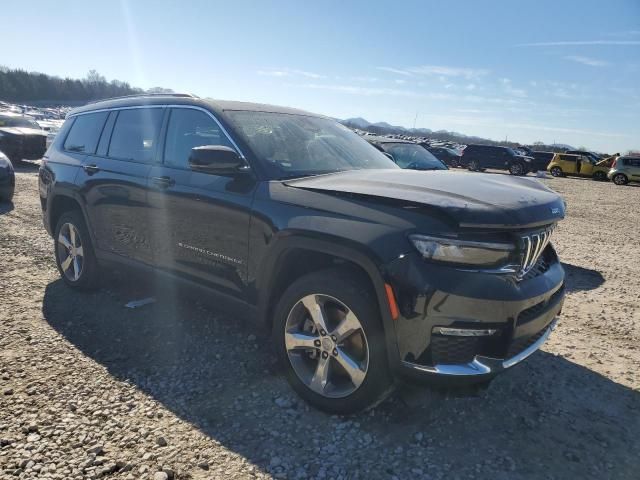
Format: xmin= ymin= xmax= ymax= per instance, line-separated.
xmin=2 ymin=0 xmax=639 ymax=152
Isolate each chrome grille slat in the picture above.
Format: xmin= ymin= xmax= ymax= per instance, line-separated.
xmin=518 ymin=227 xmax=554 ymax=279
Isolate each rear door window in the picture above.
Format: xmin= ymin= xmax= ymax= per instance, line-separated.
xmin=108 ymin=108 xmax=164 ymax=163
xmin=63 ymin=112 xmax=109 ymax=154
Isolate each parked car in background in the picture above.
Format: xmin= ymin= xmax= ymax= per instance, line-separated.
xmin=530 ymin=151 xmax=555 ymax=172
xmin=39 ymin=94 xmax=566 ymax=413
xmin=462 ymin=144 xmax=533 ymax=175
xmin=0 ymin=151 xmax=15 ymax=203
xmin=366 ymin=137 xmax=448 ymax=171
xmin=0 ymin=112 xmax=48 ymax=163
xmin=547 ymin=153 xmax=611 ymax=180
xmin=420 ymin=144 xmax=463 ymax=168
xmin=608 ymin=156 xmax=640 ymax=185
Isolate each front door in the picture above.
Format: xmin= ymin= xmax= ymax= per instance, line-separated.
xmin=147 ymin=107 xmax=257 ymax=298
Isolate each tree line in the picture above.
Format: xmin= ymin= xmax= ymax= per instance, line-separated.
xmin=0 ymin=67 xmax=172 ymax=104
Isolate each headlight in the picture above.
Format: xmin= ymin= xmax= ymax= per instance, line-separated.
xmin=409 ymin=234 xmax=514 ymax=266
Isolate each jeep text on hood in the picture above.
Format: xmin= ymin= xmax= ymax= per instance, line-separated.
xmin=284 ymin=169 xmax=565 ymax=229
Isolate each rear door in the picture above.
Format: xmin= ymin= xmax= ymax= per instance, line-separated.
xmin=558 ymin=155 xmax=577 ymax=174
xmin=628 ymin=158 xmax=640 ymax=181
xmin=79 ymin=107 xmax=164 ymax=266
xmin=147 ymin=106 xmax=257 ymax=298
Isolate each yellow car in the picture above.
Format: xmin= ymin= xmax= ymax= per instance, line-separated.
xmin=547 ymin=153 xmax=613 ymax=180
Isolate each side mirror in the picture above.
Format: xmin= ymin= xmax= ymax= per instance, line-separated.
xmin=188 ymin=145 xmax=248 ymax=175
xmin=383 ymin=152 xmax=395 ymax=162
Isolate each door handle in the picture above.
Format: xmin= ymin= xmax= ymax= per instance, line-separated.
xmin=83 ymin=164 xmax=100 ymax=175
xmin=152 ymin=176 xmax=175 ymax=188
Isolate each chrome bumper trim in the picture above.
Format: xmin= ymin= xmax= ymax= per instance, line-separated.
xmin=402 ymin=318 xmax=557 ymax=376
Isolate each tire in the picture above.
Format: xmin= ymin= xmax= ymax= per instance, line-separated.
xmin=509 ymin=163 xmax=525 ymax=176
xmin=593 ymin=171 xmax=607 ymax=181
xmin=272 ymin=268 xmax=393 ymax=414
xmin=550 ymin=166 xmax=563 ymax=177
xmin=54 ymin=210 xmax=100 ymax=290
xmin=468 ymin=159 xmax=480 ymax=172
xmin=449 ymin=158 xmax=460 ymax=168
xmin=612 ymin=173 xmax=628 ymax=186
xmin=0 ymin=187 xmax=14 ymax=203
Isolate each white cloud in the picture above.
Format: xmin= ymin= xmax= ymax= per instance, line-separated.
xmin=565 ymin=55 xmax=609 ymax=67
xmin=465 ymin=83 xmax=477 ymax=91
xmin=257 ymin=68 xmax=324 ymax=79
xmin=377 ymin=64 xmax=489 ymax=79
xmin=375 ymin=66 xmax=413 ymax=76
xmin=516 ymin=40 xmax=640 ymax=47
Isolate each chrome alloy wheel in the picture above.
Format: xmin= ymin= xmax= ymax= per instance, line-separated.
xmin=285 ymin=294 xmax=369 ymax=398
xmin=57 ymin=223 xmax=84 ymax=281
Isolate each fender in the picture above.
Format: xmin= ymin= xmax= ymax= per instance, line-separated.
xmin=255 ymin=232 xmax=402 ymax=372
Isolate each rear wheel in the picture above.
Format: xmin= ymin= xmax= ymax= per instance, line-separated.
xmin=469 ymin=159 xmax=480 ymax=172
xmin=449 ymin=157 xmax=460 ymax=168
xmin=509 ymin=163 xmax=526 ymax=176
xmin=613 ymin=173 xmax=628 ymax=186
xmin=550 ymin=166 xmax=563 ymax=177
xmin=273 ymin=268 xmax=393 ymax=414
xmin=54 ymin=210 xmax=99 ymax=289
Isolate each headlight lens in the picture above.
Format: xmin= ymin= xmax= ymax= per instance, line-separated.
xmin=409 ymin=234 xmax=514 ymax=266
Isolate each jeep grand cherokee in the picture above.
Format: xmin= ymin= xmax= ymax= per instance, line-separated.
xmin=39 ymin=94 xmax=566 ymax=413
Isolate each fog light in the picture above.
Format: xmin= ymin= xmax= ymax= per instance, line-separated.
xmin=433 ymin=327 xmax=497 ymax=337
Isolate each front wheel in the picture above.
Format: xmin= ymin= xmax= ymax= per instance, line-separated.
xmin=449 ymin=158 xmax=460 ymax=168
xmin=550 ymin=166 xmax=563 ymax=177
xmin=468 ymin=160 xmax=480 ymax=172
xmin=613 ymin=173 xmax=628 ymax=186
xmin=593 ymin=171 xmax=607 ymax=181
xmin=273 ymin=268 xmax=393 ymax=414
xmin=509 ymin=163 xmax=526 ymax=176
xmin=54 ymin=210 xmax=100 ymax=289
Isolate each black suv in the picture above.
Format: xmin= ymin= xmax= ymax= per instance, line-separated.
xmin=462 ymin=144 xmax=533 ymax=175
xmin=40 ymin=95 xmax=566 ymax=413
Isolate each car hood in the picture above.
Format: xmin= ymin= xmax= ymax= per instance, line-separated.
xmin=0 ymin=127 xmax=47 ymax=136
xmin=284 ymin=169 xmax=565 ymax=229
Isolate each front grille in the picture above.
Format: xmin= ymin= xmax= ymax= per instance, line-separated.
xmin=22 ymin=135 xmax=47 ymax=158
xmin=430 ymin=335 xmax=478 ymax=364
xmin=517 ymin=285 xmax=564 ymax=326
xmin=507 ymin=327 xmax=547 ymax=358
xmin=520 ymin=248 xmax=552 ymax=280
xmin=518 ymin=227 xmax=554 ymax=278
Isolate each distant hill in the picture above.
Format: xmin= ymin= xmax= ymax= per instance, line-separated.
xmin=340 ymin=116 xmax=574 ymax=152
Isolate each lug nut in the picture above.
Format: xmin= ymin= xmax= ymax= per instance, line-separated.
xmin=322 ymin=351 xmax=328 ymax=359
xmin=331 ymin=335 xmax=337 ymax=341
xmin=314 ymin=339 xmax=321 ymax=347
xmin=332 ymin=349 xmax=338 ymax=356
xmin=320 ymin=329 xmax=326 ymax=336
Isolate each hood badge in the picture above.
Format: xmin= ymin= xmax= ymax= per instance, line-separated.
xmin=550 ymin=207 xmax=561 ymax=215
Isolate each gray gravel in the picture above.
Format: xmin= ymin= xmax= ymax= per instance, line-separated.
xmin=1 ymin=164 xmax=639 ymax=479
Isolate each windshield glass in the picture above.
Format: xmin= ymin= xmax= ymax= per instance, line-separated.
xmin=386 ymin=144 xmax=447 ymax=170
xmin=225 ymin=111 xmax=398 ymax=179
xmin=0 ymin=115 xmax=40 ymax=129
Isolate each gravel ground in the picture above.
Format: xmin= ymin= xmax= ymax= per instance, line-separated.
xmin=1 ymin=164 xmax=639 ymax=480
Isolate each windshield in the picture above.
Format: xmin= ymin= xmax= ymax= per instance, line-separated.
xmin=385 ymin=143 xmax=447 ymax=170
xmin=225 ymin=111 xmax=398 ymax=179
xmin=0 ymin=115 xmax=41 ymax=129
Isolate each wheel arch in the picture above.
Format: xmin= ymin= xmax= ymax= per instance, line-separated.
xmin=256 ymin=235 xmax=401 ymax=371
xmin=49 ymin=193 xmax=95 ymax=244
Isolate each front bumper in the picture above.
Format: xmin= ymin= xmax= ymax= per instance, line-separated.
xmin=384 ymin=245 xmax=564 ymax=382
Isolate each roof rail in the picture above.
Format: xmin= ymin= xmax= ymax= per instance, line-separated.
xmin=86 ymin=93 xmax=199 ymax=105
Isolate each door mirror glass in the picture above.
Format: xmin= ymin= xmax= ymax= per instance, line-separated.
xmin=188 ymin=145 xmax=247 ymax=174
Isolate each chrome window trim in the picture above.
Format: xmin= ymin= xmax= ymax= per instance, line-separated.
xmin=67 ymin=104 xmax=246 ymax=160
